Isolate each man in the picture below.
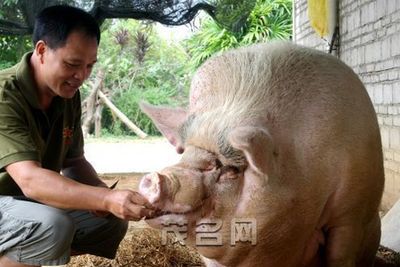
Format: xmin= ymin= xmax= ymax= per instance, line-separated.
xmin=0 ymin=5 xmax=154 ymax=267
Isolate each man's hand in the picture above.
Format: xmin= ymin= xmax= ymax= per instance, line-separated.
xmin=90 ymin=180 xmax=118 ymax=217
xmin=63 ymin=156 xmax=157 ymax=220
xmin=103 ymin=189 xmax=156 ymax=220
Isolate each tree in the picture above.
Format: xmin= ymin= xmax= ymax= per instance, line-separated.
xmin=186 ymin=0 xmax=292 ymax=67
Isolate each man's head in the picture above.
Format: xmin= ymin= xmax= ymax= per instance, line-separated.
xmin=33 ymin=5 xmax=100 ymax=49
xmin=31 ymin=5 xmax=100 ymax=103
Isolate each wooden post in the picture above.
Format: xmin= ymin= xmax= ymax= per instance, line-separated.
xmin=94 ymin=103 xmax=103 ymax=138
xmin=82 ymin=70 xmax=104 ymax=137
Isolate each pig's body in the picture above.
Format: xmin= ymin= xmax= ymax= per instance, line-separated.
xmin=139 ymin=42 xmax=384 ymax=267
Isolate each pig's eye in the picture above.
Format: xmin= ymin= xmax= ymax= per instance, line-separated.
xmin=200 ymin=159 xmax=223 ymax=172
xmin=202 ymin=165 xmax=215 ymax=171
xmin=217 ymin=165 xmax=240 ymax=182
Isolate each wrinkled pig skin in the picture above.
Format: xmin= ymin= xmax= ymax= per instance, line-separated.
xmin=138 ymin=41 xmax=384 ymax=267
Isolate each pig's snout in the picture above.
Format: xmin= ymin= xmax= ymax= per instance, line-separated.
xmin=139 ymin=170 xmax=206 ymax=215
xmin=139 ymin=172 xmax=164 ymax=204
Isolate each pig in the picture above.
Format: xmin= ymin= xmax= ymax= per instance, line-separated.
xmin=138 ymin=41 xmax=384 ymax=267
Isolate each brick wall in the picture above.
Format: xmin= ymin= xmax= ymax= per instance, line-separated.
xmin=293 ymin=0 xmax=400 ymax=210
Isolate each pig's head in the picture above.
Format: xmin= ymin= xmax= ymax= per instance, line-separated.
xmin=139 ymin=102 xmax=277 ymax=264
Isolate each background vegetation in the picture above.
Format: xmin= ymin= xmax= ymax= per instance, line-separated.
xmin=186 ymin=0 xmax=292 ymax=67
xmin=0 ymin=0 xmax=32 ymax=69
xmin=0 ymin=0 xmax=292 ymax=137
xmin=90 ymin=20 xmax=192 ymax=136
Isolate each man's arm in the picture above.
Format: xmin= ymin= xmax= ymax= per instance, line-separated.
xmin=5 ymin=160 xmax=154 ymax=220
xmin=62 ymin=156 xmax=113 ymax=217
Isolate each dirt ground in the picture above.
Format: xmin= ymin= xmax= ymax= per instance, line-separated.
xmin=65 ymin=173 xmax=400 ymax=267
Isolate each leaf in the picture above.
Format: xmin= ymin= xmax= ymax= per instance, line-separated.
xmin=186 ymin=0 xmax=293 ymax=66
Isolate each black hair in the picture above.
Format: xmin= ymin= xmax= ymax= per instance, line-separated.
xmin=32 ymin=5 xmax=100 ymax=49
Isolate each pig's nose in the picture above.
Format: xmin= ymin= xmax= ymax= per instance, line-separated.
xmin=139 ymin=172 xmax=163 ymax=204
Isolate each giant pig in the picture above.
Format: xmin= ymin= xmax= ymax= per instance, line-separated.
xmin=138 ymin=41 xmax=384 ymax=267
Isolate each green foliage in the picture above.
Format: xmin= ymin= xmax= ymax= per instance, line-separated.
xmin=241 ymin=0 xmax=292 ymax=43
xmin=0 ymin=35 xmax=32 ymax=69
xmin=0 ymin=0 xmax=32 ymax=68
xmin=105 ymin=85 xmax=181 ymax=135
xmin=213 ymin=0 xmax=256 ymax=33
xmin=185 ymin=20 xmax=239 ymax=68
xmin=91 ymin=19 xmax=191 ymax=136
xmin=186 ymin=0 xmax=292 ymax=67
xmin=2 ymin=0 xmax=18 ymax=5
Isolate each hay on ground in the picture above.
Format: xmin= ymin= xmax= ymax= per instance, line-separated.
xmin=67 ymin=228 xmax=205 ymax=267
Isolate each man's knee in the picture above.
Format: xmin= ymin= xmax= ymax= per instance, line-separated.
xmin=38 ymin=209 xmax=76 ymax=256
xmin=20 ymin=209 xmax=75 ymax=262
xmin=1 ymin=205 xmax=75 ymax=265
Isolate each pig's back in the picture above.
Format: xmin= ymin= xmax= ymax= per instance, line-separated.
xmin=191 ymin=41 xmax=373 ymax=122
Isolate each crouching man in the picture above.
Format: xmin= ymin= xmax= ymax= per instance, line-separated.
xmin=0 ymin=5 xmax=154 ymax=267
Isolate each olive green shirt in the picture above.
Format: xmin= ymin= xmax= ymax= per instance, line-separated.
xmin=0 ymin=53 xmax=84 ymax=195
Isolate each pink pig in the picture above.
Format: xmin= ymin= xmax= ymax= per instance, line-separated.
xmin=138 ymin=41 xmax=384 ymax=267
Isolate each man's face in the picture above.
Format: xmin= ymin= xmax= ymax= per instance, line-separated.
xmin=40 ymin=30 xmax=98 ymax=99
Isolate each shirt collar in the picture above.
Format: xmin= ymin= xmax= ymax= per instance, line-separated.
xmin=15 ymin=52 xmax=42 ymax=109
xmin=15 ymin=52 xmax=65 ymax=114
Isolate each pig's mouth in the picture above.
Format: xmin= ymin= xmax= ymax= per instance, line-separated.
xmin=153 ymin=206 xmax=196 ymax=217
xmin=146 ymin=197 xmax=213 ymax=225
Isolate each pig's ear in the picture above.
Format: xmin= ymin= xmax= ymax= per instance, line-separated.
xmin=228 ymin=126 xmax=276 ymax=176
xmin=140 ymin=102 xmax=187 ymax=153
